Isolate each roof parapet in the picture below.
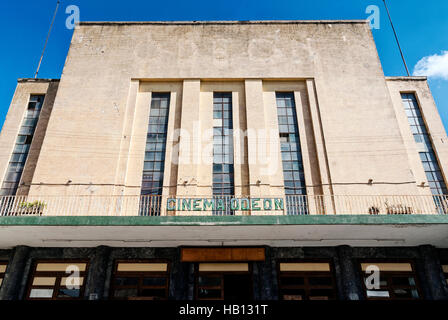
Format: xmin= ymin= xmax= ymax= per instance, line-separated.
xmin=385 ymin=76 xmax=427 ymax=81
xmin=79 ymin=20 xmax=370 ymax=26
xmin=18 ymin=78 xmax=60 ymax=83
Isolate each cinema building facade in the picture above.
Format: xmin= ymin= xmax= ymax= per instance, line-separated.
xmin=0 ymin=20 xmax=447 ymax=301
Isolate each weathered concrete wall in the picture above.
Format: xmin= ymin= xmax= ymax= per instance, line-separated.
xmin=26 ymin=21 xmax=422 ymax=198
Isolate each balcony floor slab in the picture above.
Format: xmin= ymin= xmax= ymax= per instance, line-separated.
xmin=0 ymin=215 xmax=447 ymax=248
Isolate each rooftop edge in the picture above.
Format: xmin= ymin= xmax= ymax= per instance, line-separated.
xmin=18 ymin=78 xmax=60 ymax=83
xmin=385 ymin=76 xmax=428 ymax=81
xmin=79 ymin=20 xmax=370 ymax=26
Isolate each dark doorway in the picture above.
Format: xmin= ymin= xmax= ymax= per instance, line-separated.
xmin=223 ymin=274 xmax=252 ymax=300
xmin=195 ymin=264 xmax=254 ymax=300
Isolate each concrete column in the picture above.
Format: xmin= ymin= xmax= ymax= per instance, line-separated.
xmin=0 ymin=246 xmax=30 ymax=300
xmin=169 ymin=249 xmax=191 ymax=300
xmin=336 ymin=245 xmax=364 ymax=300
xmin=113 ymin=80 xmax=139 ymax=196
xmin=186 ymin=263 xmax=195 ymax=300
xmin=245 ymin=79 xmax=284 ymax=202
xmin=177 ymin=80 xmax=201 ymax=197
xmin=418 ymin=245 xmax=448 ymax=300
xmin=123 ymin=89 xmax=152 ymax=198
xmin=84 ymin=246 xmax=111 ymax=300
xmin=253 ymin=247 xmax=277 ymax=300
xmin=305 ymin=80 xmax=335 ymax=214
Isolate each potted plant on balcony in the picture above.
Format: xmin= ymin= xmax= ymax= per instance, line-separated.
xmin=385 ymin=201 xmax=413 ymax=215
xmin=368 ymin=206 xmax=380 ymax=215
xmin=18 ymin=201 xmax=46 ymax=216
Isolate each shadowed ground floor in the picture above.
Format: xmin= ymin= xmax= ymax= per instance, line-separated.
xmin=0 ymin=245 xmax=447 ymax=301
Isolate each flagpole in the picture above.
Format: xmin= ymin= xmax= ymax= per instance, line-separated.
xmin=382 ymin=0 xmax=410 ymax=76
xmin=34 ymin=0 xmax=61 ymax=79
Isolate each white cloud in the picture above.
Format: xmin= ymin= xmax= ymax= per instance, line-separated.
xmin=413 ymin=51 xmax=448 ymax=80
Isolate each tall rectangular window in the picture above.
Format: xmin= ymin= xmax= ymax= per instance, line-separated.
xmin=275 ymin=92 xmax=307 ymax=215
xmin=401 ymin=93 xmax=447 ymax=196
xmin=1 ymin=95 xmax=45 ymax=196
xmin=140 ymin=93 xmax=170 ymax=216
xmin=213 ymin=93 xmax=234 ymax=215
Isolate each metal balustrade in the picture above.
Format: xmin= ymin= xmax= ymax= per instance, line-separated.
xmin=0 ymin=194 xmax=447 ymax=217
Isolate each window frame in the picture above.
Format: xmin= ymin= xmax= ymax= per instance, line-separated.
xmin=212 ymin=92 xmax=235 ymax=197
xmin=275 ymin=92 xmax=308 ymax=215
xmin=212 ymin=92 xmax=235 ymax=216
xmin=275 ymin=92 xmax=306 ymax=197
xmin=25 ymin=259 xmax=89 ymax=301
xmin=358 ymin=259 xmax=422 ymax=300
xmin=140 ymin=92 xmax=171 ymax=216
xmin=110 ymin=259 xmax=170 ymax=301
xmin=276 ymin=259 xmax=338 ymax=301
xmin=141 ymin=92 xmax=171 ymax=197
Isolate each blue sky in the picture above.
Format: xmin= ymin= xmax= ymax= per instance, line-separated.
xmin=1 ymin=0 xmax=447 ymax=132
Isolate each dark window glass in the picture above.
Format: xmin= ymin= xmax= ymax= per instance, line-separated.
xmin=198 ymin=276 xmax=222 ymax=287
xmin=114 ymin=277 xmax=139 ymax=286
xmin=140 ymin=288 xmax=166 ymax=297
xmin=57 ymin=288 xmax=80 ymax=298
xmin=280 ymin=276 xmax=305 ymax=286
xmin=278 ymin=263 xmax=337 ymax=301
xmin=111 ymin=262 xmax=169 ymax=300
xmin=1 ymin=95 xmax=45 ymax=196
xmin=195 ymin=272 xmax=252 ymax=301
xmin=308 ymin=276 xmax=333 ymax=286
xmin=114 ymin=288 xmax=138 ymax=298
xmin=142 ymin=277 xmax=166 ymax=286
xmin=198 ymin=288 xmax=222 ymax=299
xmin=140 ymin=93 xmax=170 ymax=216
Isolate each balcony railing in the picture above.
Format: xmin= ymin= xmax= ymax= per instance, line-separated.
xmin=0 ymin=194 xmax=447 ymax=217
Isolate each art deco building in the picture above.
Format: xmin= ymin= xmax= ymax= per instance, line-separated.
xmin=0 ymin=20 xmax=447 ymax=300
